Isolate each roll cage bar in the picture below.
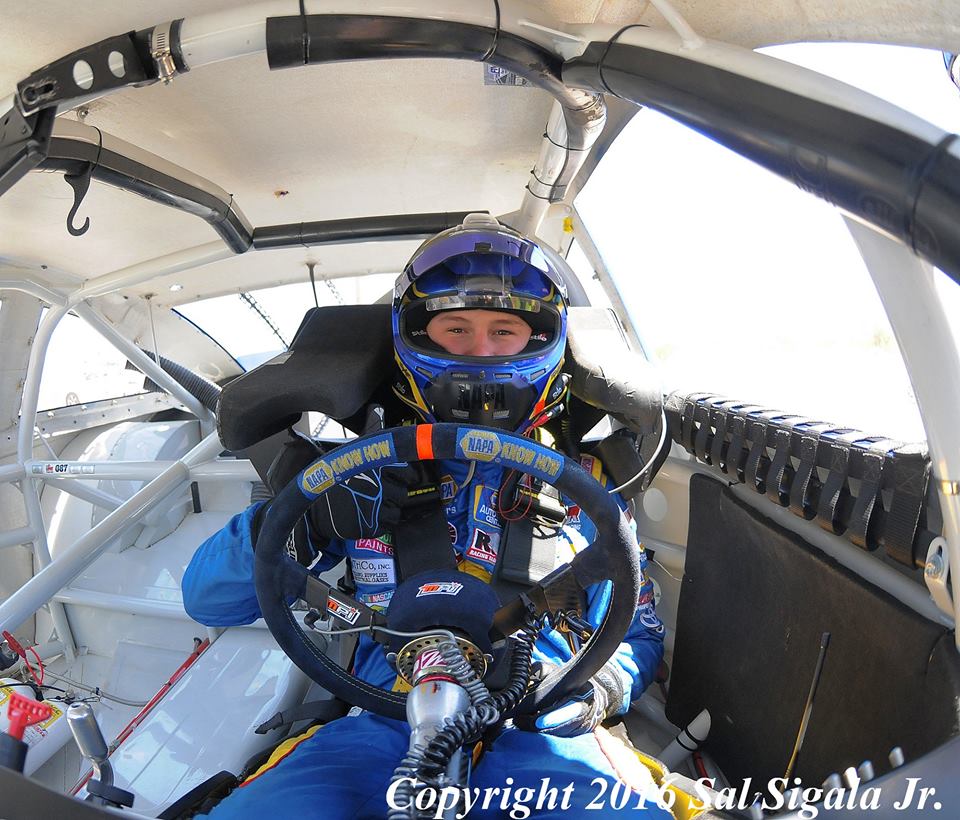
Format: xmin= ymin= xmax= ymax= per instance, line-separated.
xmin=0 ymin=3 xmax=958 ymax=662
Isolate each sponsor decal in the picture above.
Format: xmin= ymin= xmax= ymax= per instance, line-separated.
xmin=471 ymin=485 xmax=501 ymax=527
xmin=458 ymin=429 xmax=502 ymax=462
xmin=412 ymin=647 xmax=447 ymax=679
xmin=284 ymin=531 xmax=298 ymax=561
xmin=565 ymin=503 xmax=581 ymax=525
xmin=457 ymin=429 xmax=563 ymax=481
xmin=440 ymin=475 xmax=457 ymax=501
xmin=301 ymin=460 xmax=335 ymax=494
xmin=358 ymin=589 xmax=394 ymax=610
xmin=448 ymin=522 xmax=458 ymax=544
xmin=355 ymin=537 xmax=393 ymax=556
xmin=326 ymin=596 xmax=361 ymax=625
xmin=416 ymin=581 xmax=463 ymax=597
xmin=300 ymin=433 xmax=396 ymax=496
xmin=465 ymin=529 xmax=498 ymax=565
xmin=639 ymin=609 xmax=664 ymax=632
xmin=351 ymin=556 xmax=396 ymax=585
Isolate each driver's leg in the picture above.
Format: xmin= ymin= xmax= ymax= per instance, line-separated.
xmin=468 ymin=727 xmax=675 ymax=818
xmin=205 ymin=711 xmax=408 ymax=819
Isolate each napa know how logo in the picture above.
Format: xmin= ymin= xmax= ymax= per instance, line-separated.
xmin=301 ymin=433 xmax=396 ymax=496
xmin=457 ymin=428 xmax=564 ymax=481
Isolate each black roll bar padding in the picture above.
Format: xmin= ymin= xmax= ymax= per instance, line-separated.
xmin=252 ymin=211 xmax=484 ymax=250
xmin=264 ymin=15 xmax=604 ymax=156
xmin=665 ymin=392 xmax=938 ymax=568
xmin=140 ymin=350 xmax=222 ymax=413
xmin=255 ymin=423 xmax=639 ymax=720
xmin=562 ymin=41 xmax=960 ymax=290
xmin=265 ymin=15 xmax=577 ymax=109
xmin=5 ymin=13 xmax=604 ymax=248
xmin=0 ymin=106 xmax=57 ymax=199
xmin=39 ymin=142 xmax=253 ymax=253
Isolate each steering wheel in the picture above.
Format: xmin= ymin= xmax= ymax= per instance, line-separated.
xmin=254 ymin=423 xmax=641 ymax=722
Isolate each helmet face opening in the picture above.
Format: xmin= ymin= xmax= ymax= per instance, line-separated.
xmin=392 ymin=217 xmax=570 ymax=432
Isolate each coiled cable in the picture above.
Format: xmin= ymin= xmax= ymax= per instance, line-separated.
xmin=387 ymin=628 xmax=537 ymax=819
xmin=436 ymin=637 xmax=492 ymax=708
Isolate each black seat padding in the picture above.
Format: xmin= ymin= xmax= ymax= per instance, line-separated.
xmin=666 ymin=474 xmax=960 ymax=786
xmin=217 ymin=304 xmax=662 ymax=451
xmin=218 ymin=305 xmax=394 ymax=451
xmin=565 ymin=307 xmax=661 ymax=435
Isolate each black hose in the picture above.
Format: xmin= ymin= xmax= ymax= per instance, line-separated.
xmin=389 ymin=629 xmax=536 ymax=819
xmin=140 ymin=350 xmax=222 ymax=413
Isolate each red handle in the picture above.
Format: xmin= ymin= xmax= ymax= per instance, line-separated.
xmin=6 ymin=692 xmax=52 ymax=741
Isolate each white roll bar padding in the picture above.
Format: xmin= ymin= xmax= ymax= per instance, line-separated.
xmin=844 ymin=217 xmax=960 ymax=645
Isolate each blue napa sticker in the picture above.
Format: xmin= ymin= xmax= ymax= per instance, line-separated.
xmin=455 ymin=428 xmax=564 ymax=483
xmin=300 ymin=433 xmax=397 ymax=497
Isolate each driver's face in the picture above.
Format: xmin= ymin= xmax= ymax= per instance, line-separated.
xmin=426 ymin=309 xmax=532 ymax=357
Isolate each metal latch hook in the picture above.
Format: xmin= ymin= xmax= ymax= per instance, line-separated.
xmin=64 ymin=164 xmax=93 ymax=236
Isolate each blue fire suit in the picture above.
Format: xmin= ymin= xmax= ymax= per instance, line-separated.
xmin=182 ymin=455 xmax=668 ymax=818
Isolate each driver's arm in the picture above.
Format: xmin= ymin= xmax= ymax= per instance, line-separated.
xmin=182 ymin=502 xmax=345 ymax=627
xmin=539 ymin=464 xmax=665 ymax=712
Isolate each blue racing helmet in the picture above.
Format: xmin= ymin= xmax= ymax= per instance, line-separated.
xmin=392 ymin=214 xmax=569 ymax=433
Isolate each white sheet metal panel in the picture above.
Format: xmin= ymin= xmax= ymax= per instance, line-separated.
xmin=81 ymin=629 xmax=314 ymax=816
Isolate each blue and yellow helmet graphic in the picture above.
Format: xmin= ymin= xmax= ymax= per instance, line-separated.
xmin=392 ymin=214 xmax=570 ymax=433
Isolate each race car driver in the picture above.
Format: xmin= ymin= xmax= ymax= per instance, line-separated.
xmin=181 ymin=214 xmax=668 ymax=818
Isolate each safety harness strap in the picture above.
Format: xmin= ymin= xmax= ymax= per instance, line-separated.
xmin=392 ymin=467 xmax=457 ymax=581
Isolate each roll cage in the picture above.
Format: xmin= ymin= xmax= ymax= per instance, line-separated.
xmin=0 ymin=5 xmax=958 ymax=813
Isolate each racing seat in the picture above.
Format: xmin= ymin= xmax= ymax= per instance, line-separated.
xmin=217 ymin=303 xmax=664 ymax=485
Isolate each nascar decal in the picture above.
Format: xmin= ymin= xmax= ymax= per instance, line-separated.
xmin=326 ymin=596 xmax=361 ymax=625
xmin=465 ymin=529 xmax=499 ymax=565
xmin=457 ymin=429 xmax=502 ymax=462
xmin=351 ymin=557 xmax=396 ymax=585
xmin=471 ymin=485 xmax=501 ymax=528
xmin=300 ymin=433 xmax=396 ymax=496
xmin=416 ymin=581 xmax=463 ymax=597
xmin=359 ymin=589 xmax=394 ymax=610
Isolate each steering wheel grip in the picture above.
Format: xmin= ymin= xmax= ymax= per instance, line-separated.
xmin=254 ymin=423 xmax=641 ymax=721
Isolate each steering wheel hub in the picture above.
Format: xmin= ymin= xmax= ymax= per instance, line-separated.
xmin=395 ymin=635 xmax=487 ymax=685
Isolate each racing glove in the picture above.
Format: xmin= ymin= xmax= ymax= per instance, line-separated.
xmin=307 ymin=463 xmax=417 ymax=541
xmin=260 ymin=407 xmax=418 ymax=543
xmin=524 ymin=652 xmax=632 ymax=738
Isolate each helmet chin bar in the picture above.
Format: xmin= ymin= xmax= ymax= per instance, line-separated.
xmin=424 ymin=371 xmax=537 ymax=430
xmin=254 ymin=423 xmax=640 ymax=721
